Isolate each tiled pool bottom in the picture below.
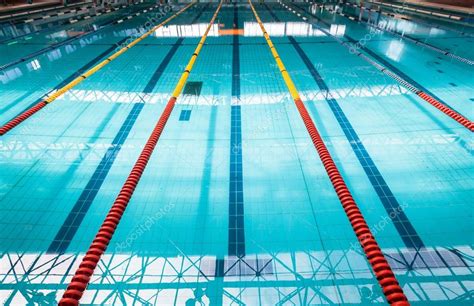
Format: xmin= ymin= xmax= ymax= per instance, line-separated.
xmin=1 ymin=1 xmax=473 ymax=305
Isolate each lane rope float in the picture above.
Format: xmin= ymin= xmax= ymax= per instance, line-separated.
xmin=0 ymin=1 xmax=196 ymax=137
xmin=248 ymin=1 xmax=410 ymax=305
xmin=58 ymin=2 xmax=223 ymax=305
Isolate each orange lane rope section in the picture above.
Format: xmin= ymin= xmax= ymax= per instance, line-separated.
xmin=248 ymin=1 xmax=410 ymax=305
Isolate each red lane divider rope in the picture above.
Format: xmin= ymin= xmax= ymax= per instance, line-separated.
xmin=295 ymin=98 xmax=409 ymax=305
xmin=248 ymin=1 xmax=410 ymax=304
xmin=58 ymin=2 xmax=223 ymax=305
xmin=0 ymin=101 xmax=47 ymax=135
xmin=59 ymin=97 xmax=176 ymax=306
xmin=280 ymin=1 xmax=474 ymax=132
xmin=417 ymin=92 xmax=474 ymax=131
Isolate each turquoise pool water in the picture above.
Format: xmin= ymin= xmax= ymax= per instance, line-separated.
xmin=0 ymin=1 xmax=473 ymax=305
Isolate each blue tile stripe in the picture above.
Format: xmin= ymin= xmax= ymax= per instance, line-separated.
xmin=47 ymin=102 xmax=145 ymax=253
xmin=265 ymin=4 xmax=424 ymax=250
xmin=47 ymin=5 xmax=208 ymax=253
xmin=290 ymin=37 xmax=425 ymax=250
xmin=47 ymin=41 xmax=182 ymax=254
xmin=215 ymin=258 xmax=225 ymax=277
xmin=229 ymin=3 xmax=245 ymax=258
xmin=179 ymin=109 xmax=192 ymax=121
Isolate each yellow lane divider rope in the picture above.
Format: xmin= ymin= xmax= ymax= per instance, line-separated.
xmin=248 ymin=2 xmax=300 ymax=101
xmin=0 ymin=2 xmax=196 ymax=136
xmin=45 ymin=1 xmax=196 ymax=103
xmin=171 ymin=2 xmax=222 ymax=98
xmin=247 ymin=1 xmax=410 ymax=305
xmin=59 ymin=2 xmax=223 ymax=305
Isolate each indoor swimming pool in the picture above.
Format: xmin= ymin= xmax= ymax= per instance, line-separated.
xmin=0 ymin=0 xmax=473 ymax=305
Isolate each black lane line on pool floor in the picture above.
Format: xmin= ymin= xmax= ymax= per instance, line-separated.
xmin=264 ymin=4 xmax=425 ymax=250
xmin=229 ymin=3 xmax=246 ymax=258
xmin=47 ymin=5 xmax=208 ymax=254
xmin=291 ymin=2 xmax=464 ymax=115
xmin=0 ymin=2 xmax=156 ymax=72
xmin=215 ymin=3 xmax=245 ymax=278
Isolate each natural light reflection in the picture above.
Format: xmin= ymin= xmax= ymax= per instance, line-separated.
xmin=149 ymin=22 xmax=329 ymax=37
xmin=245 ymin=21 xmax=326 ymax=37
xmin=46 ymin=49 xmax=62 ymax=62
xmin=154 ymin=23 xmax=219 ymax=37
xmin=0 ymin=34 xmax=105 ymax=84
xmin=310 ymin=3 xmax=322 ymax=16
xmin=26 ymin=59 xmax=41 ymax=71
xmin=1 ymin=246 xmax=472 ymax=304
xmin=429 ymin=27 xmax=445 ymax=36
xmin=2 ymin=132 xmax=465 ymax=162
xmin=385 ymin=20 xmax=414 ymax=35
xmin=383 ymin=19 xmax=446 ymax=37
xmin=0 ymin=67 xmax=22 ymax=84
xmin=329 ymin=24 xmax=346 ymax=36
xmin=65 ymin=44 xmax=77 ymax=54
xmin=57 ymin=84 xmax=409 ymax=106
xmin=115 ymin=28 xmax=142 ymax=37
xmin=78 ymin=33 xmax=103 ymax=46
xmin=47 ymin=30 xmax=68 ymax=39
xmin=386 ymin=40 xmax=405 ymax=62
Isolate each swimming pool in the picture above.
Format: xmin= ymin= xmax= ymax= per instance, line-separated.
xmin=0 ymin=1 xmax=473 ymax=305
